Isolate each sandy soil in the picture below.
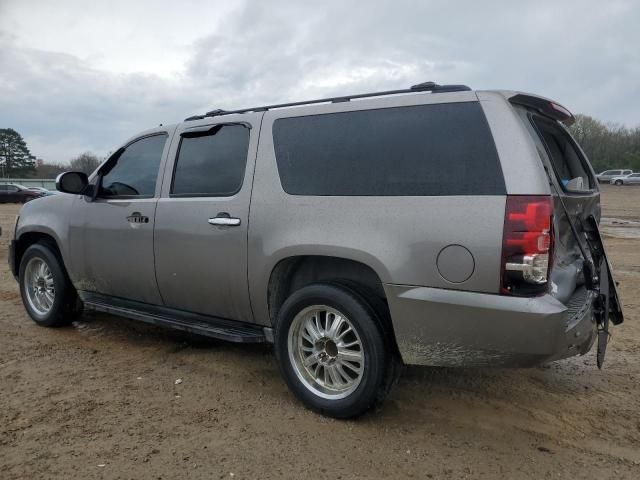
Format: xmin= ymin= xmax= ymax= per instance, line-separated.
xmin=1 ymin=185 xmax=639 ymax=479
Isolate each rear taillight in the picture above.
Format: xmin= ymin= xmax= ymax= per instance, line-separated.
xmin=501 ymin=195 xmax=553 ymax=296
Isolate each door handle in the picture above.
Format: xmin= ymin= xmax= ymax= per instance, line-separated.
xmin=127 ymin=212 xmax=149 ymax=224
xmin=208 ymin=213 xmax=241 ymax=227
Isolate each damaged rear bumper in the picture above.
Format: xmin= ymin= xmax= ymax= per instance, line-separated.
xmin=385 ymin=284 xmax=597 ymax=367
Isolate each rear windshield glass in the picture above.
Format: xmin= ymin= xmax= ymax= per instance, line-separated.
xmin=272 ymin=102 xmax=505 ymax=196
xmin=530 ymin=115 xmax=595 ymax=192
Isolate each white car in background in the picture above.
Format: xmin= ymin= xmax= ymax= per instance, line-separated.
xmin=610 ymin=173 xmax=640 ymax=185
xmin=597 ymin=169 xmax=633 ymax=183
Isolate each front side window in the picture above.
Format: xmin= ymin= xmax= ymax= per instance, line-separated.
xmin=100 ymin=134 xmax=167 ymax=197
xmin=171 ymin=124 xmax=249 ymax=197
xmin=601 ymin=170 xmax=614 ymax=175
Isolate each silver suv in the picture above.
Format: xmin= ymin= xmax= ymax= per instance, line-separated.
xmin=7 ymin=82 xmax=624 ymax=418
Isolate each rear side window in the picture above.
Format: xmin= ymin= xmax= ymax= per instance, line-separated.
xmin=531 ymin=116 xmax=595 ymax=192
xmin=272 ymin=102 xmax=504 ymax=196
xmin=171 ymin=124 xmax=249 ymax=197
xmin=101 ymin=134 xmax=167 ymax=197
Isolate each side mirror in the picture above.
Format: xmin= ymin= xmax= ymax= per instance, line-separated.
xmin=56 ymin=171 xmax=89 ymax=194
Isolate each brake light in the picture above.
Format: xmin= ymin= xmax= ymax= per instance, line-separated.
xmin=501 ymin=195 xmax=553 ymax=296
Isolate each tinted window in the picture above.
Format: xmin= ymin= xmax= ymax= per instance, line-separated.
xmin=171 ymin=125 xmax=249 ymax=196
xmin=101 ymin=134 xmax=167 ymax=197
xmin=0 ymin=185 xmax=6 ymax=191
xmin=272 ymin=102 xmax=504 ymax=196
xmin=531 ymin=116 xmax=594 ymax=192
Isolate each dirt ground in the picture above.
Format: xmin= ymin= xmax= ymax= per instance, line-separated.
xmin=1 ymin=185 xmax=639 ymax=479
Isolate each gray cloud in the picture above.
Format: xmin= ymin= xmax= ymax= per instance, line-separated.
xmin=1 ymin=0 xmax=639 ymax=163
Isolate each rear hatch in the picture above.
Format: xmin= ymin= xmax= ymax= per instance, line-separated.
xmin=511 ymin=95 xmax=623 ymax=328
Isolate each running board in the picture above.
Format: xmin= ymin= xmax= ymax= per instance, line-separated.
xmin=79 ymin=292 xmax=269 ymax=343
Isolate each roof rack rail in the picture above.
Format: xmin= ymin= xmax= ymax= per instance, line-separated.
xmin=184 ymin=82 xmax=471 ymax=121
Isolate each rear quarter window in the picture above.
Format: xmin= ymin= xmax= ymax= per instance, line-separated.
xmin=272 ymin=102 xmax=505 ymax=196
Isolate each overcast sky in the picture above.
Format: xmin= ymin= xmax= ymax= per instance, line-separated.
xmin=1 ymin=0 xmax=639 ymax=164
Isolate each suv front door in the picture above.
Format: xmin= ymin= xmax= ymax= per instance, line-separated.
xmin=71 ymin=130 xmax=173 ymax=304
xmin=154 ymin=115 xmax=261 ymax=323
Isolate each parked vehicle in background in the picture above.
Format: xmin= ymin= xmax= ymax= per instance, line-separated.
xmin=610 ymin=173 xmax=640 ymax=186
xmin=8 ymin=82 xmax=624 ymax=418
xmin=0 ymin=184 xmax=44 ymax=203
xmin=597 ymin=169 xmax=633 ymax=183
xmin=27 ymin=187 xmax=50 ymax=193
xmin=27 ymin=187 xmax=56 ymax=197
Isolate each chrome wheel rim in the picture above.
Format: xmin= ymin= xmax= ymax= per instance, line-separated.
xmin=24 ymin=257 xmax=55 ymax=316
xmin=288 ymin=305 xmax=365 ymax=399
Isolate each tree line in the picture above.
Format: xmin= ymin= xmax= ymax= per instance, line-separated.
xmin=3 ymin=116 xmax=640 ymax=179
xmin=0 ymin=128 xmax=101 ymax=178
xmin=569 ymin=114 xmax=640 ymax=173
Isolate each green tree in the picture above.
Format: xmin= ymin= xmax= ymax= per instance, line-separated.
xmin=69 ymin=152 xmax=101 ymax=175
xmin=0 ymin=128 xmax=36 ymax=177
xmin=569 ymin=115 xmax=640 ymax=172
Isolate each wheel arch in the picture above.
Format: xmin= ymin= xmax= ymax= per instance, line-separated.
xmin=267 ymin=255 xmax=385 ymax=318
xmin=13 ymin=230 xmax=67 ymax=278
xmin=264 ymin=255 xmax=401 ymax=359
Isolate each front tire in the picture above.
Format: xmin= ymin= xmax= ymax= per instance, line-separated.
xmin=614 ymin=180 xmax=623 ymax=186
xmin=19 ymin=242 xmax=82 ymax=327
xmin=274 ymin=282 xmax=391 ymax=418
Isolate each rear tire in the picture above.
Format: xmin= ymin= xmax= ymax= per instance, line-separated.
xmin=19 ymin=242 xmax=82 ymax=327
xmin=274 ymin=282 xmax=392 ymax=419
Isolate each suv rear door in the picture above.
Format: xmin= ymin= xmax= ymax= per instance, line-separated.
xmin=153 ymin=114 xmax=261 ymax=323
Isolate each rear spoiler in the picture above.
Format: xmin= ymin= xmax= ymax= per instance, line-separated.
xmin=508 ymin=93 xmax=575 ymax=126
